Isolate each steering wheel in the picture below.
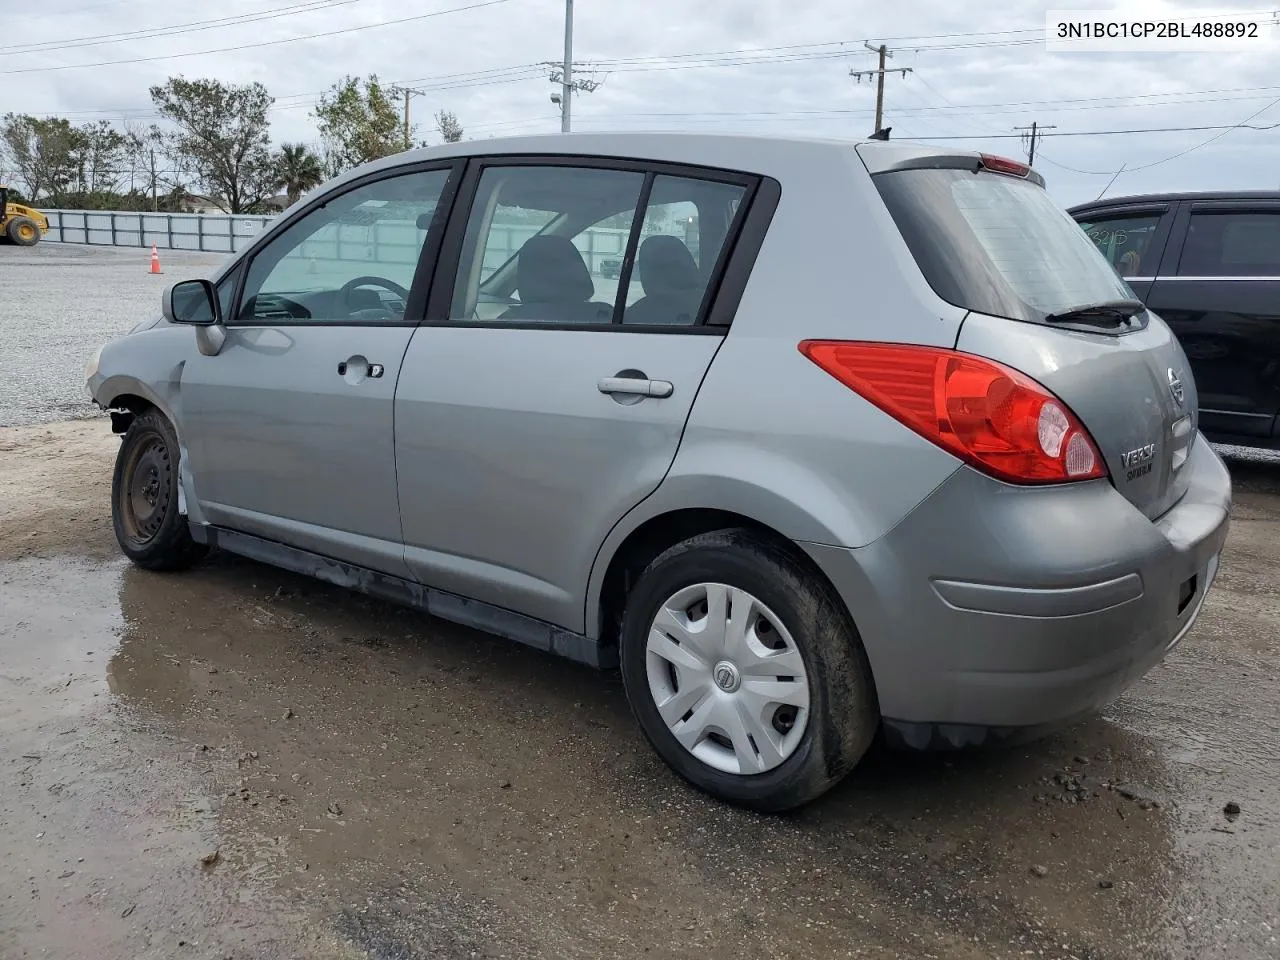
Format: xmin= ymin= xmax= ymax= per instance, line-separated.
xmin=339 ymin=276 xmax=411 ymax=312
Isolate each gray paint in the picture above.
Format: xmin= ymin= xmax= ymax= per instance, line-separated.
xmin=87 ymin=131 xmax=1234 ymax=746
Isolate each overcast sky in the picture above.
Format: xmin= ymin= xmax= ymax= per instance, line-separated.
xmin=5 ymin=0 xmax=1279 ymax=207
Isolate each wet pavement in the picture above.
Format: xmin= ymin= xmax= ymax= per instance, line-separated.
xmin=2 ymin=422 xmax=1280 ymax=960
xmin=0 ymin=244 xmax=230 ymax=428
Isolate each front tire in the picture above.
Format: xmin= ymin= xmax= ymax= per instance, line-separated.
xmin=619 ymin=528 xmax=878 ymax=812
xmin=111 ymin=409 xmax=208 ymax=571
xmin=7 ymin=216 xmax=40 ymax=246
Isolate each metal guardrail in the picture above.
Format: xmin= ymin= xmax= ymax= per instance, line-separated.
xmin=41 ymin=209 xmax=276 ymax=254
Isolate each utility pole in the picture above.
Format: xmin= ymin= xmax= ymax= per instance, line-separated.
xmin=545 ymin=0 xmax=598 ymax=131
xmin=149 ymin=149 xmax=158 ymax=212
xmin=402 ymin=88 xmax=426 ymax=150
xmin=1014 ymin=121 xmax=1056 ymax=166
xmin=850 ymin=42 xmax=911 ymax=138
xmin=560 ymin=0 xmax=573 ymax=133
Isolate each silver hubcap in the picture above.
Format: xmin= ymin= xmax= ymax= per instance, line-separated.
xmin=644 ymin=582 xmax=811 ymax=776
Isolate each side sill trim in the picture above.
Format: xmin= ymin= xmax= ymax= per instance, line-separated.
xmin=930 ymin=573 xmax=1144 ymax=619
xmin=199 ymin=525 xmax=615 ymax=669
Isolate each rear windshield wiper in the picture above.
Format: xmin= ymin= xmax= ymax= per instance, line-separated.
xmin=1044 ymin=299 xmax=1146 ymax=326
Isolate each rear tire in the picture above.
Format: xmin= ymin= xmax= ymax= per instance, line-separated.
xmin=619 ymin=528 xmax=878 ymax=812
xmin=7 ymin=216 xmax=40 ymax=246
xmin=111 ymin=409 xmax=208 ymax=571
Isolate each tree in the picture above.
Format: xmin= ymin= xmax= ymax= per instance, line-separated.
xmin=275 ymin=143 xmax=325 ymax=205
xmin=149 ymin=77 xmax=277 ymax=214
xmin=1 ymin=114 xmax=80 ymax=205
xmin=73 ymin=121 xmax=131 ymax=202
xmin=435 ymin=110 xmax=464 ymax=143
xmin=313 ymin=74 xmax=405 ymax=176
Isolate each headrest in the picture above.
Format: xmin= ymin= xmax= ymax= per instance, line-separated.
xmin=516 ymin=235 xmax=593 ymax=304
xmin=638 ymin=235 xmax=700 ymax=299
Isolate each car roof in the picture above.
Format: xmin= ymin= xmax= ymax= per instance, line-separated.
xmin=1069 ymin=190 xmax=1280 ymax=213
xmin=315 ymin=132 xmax=987 ymax=193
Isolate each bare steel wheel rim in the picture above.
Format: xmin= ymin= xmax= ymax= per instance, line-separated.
xmin=644 ymin=582 xmax=811 ymax=776
xmin=119 ymin=436 xmax=171 ymax=544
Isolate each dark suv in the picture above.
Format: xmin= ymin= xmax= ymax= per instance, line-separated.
xmin=1070 ymin=192 xmax=1280 ymax=447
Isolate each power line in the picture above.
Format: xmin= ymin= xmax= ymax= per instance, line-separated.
xmin=0 ymin=0 xmax=519 ymax=75
xmin=0 ymin=0 xmax=367 ymax=56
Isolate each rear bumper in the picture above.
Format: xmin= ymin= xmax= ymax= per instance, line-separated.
xmin=802 ymin=433 xmax=1231 ymax=737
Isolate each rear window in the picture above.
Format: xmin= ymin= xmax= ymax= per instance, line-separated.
xmin=874 ymin=167 xmax=1135 ymax=325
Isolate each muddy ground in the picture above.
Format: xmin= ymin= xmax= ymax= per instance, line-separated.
xmin=1 ymin=420 xmax=1278 ymax=960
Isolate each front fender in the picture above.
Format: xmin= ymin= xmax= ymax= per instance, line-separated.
xmin=89 ymin=327 xmax=208 ymax=524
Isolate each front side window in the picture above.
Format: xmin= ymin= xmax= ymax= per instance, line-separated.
xmin=1178 ymin=211 xmax=1280 ymax=278
xmin=236 ymin=167 xmax=451 ymax=325
xmin=448 ymin=165 xmax=749 ymax=327
xmin=1076 ymin=212 xmax=1163 ymax=277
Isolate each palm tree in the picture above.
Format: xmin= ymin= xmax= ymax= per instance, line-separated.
xmin=275 ymin=143 xmax=324 ymax=205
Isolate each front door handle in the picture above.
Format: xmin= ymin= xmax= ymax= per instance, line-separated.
xmin=337 ymin=358 xmax=385 ymax=379
xmin=598 ymin=377 xmax=674 ymax=399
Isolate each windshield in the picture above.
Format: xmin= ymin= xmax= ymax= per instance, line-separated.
xmin=874 ymin=167 xmax=1135 ymax=326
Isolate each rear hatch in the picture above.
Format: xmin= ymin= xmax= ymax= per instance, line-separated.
xmin=863 ymin=147 xmax=1196 ymax=520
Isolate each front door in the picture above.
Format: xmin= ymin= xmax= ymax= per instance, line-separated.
xmin=395 ymin=160 xmax=756 ymax=631
xmin=1147 ymin=201 xmax=1280 ymax=440
xmin=181 ymin=164 xmax=456 ymax=575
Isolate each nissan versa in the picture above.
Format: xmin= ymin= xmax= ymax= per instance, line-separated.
xmin=85 ymin=134 xmax=1231 ymax=811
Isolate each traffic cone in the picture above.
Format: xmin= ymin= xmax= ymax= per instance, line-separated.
xmin=150 ymin=243 xmax=162 ymax=275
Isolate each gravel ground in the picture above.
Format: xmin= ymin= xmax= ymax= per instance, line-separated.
xmin=0 ymin=243 xmax=230 ymax=427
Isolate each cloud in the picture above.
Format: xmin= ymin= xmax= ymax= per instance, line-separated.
xmin=7 ymin=0 xmax=1279 ymax=205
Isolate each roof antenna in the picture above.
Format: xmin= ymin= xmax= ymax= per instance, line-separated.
xmin=870 ymin=127 xmax=892 ymax=141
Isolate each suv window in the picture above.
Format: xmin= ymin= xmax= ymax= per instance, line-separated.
xmin=236 ymin=168 xmax=451 ymax=324
xmin=448 ymin=165 xmax=748 ymax=327
xmin=874 ymin=167 xmax=1135 ymax=327
xmin=1178 ymin=211 xmax=1280 ymax=278
xmin=1076 ymin=213 xmax=1163 ymax=277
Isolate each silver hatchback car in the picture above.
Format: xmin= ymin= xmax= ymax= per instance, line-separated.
xmin=87 ymin=134 xmax=1231 ymax=811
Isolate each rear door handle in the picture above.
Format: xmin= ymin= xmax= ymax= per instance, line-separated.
xmin=598 ymin=377 xmax=674 ymax=399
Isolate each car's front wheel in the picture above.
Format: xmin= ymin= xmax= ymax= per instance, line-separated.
xmin=619 ymin=528 xmax=878 ymax=812
xmin=111 ymin=408 xmax=208 ymax=571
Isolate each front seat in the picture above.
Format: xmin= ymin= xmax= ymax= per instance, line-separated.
xmin=625 ymin=235 xmax=702 ymax=325
xmin=501 ymin=235 xmax=612 ymax=324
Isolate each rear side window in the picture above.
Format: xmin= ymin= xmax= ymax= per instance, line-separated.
xmin=1177 ymin=211 xmax=1280 ymax=278
xmin=875 ymin=167 xmax=1134 ymax=326
xmin=1076 ymin=213 xmax=1163 ymax=276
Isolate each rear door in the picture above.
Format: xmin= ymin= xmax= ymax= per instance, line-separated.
xmin=394 ymin=158 xmax=759 ymax=631
xmin=1144 ymin=200 xmax=1280 ymax=440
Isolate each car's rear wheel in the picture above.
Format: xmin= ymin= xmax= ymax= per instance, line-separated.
xmin=619 ymin=528 xmax=877 ymax=812
xmin=111 ymin=409 xmax=208 ymax=570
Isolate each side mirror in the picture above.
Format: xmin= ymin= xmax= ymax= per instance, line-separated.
xmin=163 ymin=279 xmax=219 ymax=326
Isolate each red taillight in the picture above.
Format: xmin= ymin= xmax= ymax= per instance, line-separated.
xmin=979 ymin=153 xmax=1031 ymax=178
xmin=798 ymin=341 xmax=1108 ymax=485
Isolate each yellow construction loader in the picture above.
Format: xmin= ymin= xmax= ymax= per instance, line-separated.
xmin=0 ymin=185 xmax=49 ymax=246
